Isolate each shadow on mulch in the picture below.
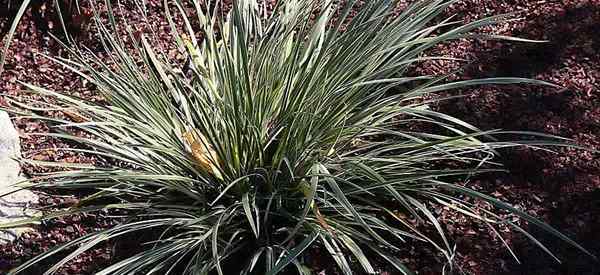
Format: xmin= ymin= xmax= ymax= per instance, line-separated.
xmin=435 ymin=3 xmax=600 ymax=274
xmin=466 ymin=4 xmax=600 ymax=79
xmin=505 ymin=189 xmax=600 ymax=275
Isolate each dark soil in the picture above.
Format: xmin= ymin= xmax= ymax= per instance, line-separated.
xmin=1 ymin=0 xmax=599 ymax=274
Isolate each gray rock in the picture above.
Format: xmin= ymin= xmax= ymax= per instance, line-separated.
xmin=0 ymin=111 xmax=40 ymax=243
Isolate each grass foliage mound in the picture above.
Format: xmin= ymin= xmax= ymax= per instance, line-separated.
xmin=1 ymin=0 xmax=594 ymax=274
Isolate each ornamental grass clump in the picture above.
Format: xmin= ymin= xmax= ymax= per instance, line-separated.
xmin=1 ymin=0 xmax=595 ymax=274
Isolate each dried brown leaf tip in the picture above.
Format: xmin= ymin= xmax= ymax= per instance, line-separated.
xmin=63 ymin=109 xmax=88 ymax=123
xmin=314 ymin=205 xmax=333 ymax=235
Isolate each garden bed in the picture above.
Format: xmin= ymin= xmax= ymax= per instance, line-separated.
xmin=0 ymin=0 xmax=598 ymax=274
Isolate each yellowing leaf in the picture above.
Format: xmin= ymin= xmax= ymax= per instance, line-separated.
xmin=183 ymin=129 xmax=223 ymax=180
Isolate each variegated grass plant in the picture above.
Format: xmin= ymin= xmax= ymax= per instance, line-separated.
xmin=1 ymin=0 xmax=595 ymax=274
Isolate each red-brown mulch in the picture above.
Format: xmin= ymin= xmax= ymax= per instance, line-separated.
xmin=425 ymin=1 xmax=600 ymax=274
xmin=1 ymin=0 xmax=599 ymax=274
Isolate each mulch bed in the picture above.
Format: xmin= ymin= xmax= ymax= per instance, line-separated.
xmin=1 ymin=0 xmax=599 ymax=274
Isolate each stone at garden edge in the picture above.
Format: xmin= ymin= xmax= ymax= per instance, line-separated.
xmin=0 ymin=111 xmax=40 ymax=243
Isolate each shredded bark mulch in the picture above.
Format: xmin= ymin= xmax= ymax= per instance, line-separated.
xmin=1 ymin=0 xmax=598 ymax=274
